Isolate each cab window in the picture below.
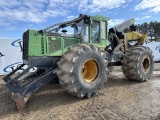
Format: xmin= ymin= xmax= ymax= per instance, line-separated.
xmin=102 ymin=21 xmax=106 ymax=39
xmin=92 ymin=21 xmax=100 ymax=43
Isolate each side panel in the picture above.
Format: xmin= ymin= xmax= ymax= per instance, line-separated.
xmin=28 ymin=30 xmax=47 ymax=56
xmin=46 ymin=36 xmax=80 ymax=56
xmin=46 ymin=36 xmax=63 ymax=56
xmin=63 ymin=37 xmax=80 ymax=53
xmin=26 ymin=30 xmax=80 ymax=57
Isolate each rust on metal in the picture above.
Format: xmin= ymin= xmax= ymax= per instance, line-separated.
xmin=11 ymin=93 xmax=31 ymax=112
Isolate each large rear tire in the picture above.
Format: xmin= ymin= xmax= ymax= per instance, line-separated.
xmin=57 ymin=44 xmax=108 ymax=98
xmin=122 ymin=46 xmax=154 ymax=82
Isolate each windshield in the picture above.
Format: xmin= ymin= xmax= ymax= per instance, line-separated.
xmin=45 ymin=17 xmax=89 ymax=41
xmin=74 ymin=20 xmax=83 ymax=35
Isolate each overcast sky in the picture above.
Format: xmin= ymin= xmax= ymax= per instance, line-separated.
xmin=0 ymin=0 xmax=160 ymax=39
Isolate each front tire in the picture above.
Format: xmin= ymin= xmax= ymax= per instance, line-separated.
xmin=57 ymin=44 xmax=108 ymax=98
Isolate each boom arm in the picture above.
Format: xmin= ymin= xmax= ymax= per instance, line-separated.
xmin=36 ymin=14 xmax=85 ymax=35
xmin=113 ymin=18 xmax=135 ymax=32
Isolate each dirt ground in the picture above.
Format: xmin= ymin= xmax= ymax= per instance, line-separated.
xmin=0 ymin=63 xmax=160 ymax=120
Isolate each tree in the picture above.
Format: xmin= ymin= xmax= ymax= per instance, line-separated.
xmin=136 ymin=21 xmax=160 ymax=42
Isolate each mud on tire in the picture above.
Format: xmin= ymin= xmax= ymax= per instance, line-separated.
xmin=57 ymin=44 xmax=108 ymax=98
xmin=122 ymin=46 xmax=154 ymax=82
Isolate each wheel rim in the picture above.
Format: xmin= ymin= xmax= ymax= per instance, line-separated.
xmin=143 ymin=58 xmax=150 ymax=70
xmin=82 ymin=59 xmax=99 ymax=83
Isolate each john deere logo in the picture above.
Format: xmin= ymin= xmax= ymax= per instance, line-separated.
xmin=11 ymin=39 xmax=23 ymax=52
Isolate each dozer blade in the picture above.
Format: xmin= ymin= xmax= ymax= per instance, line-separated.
xmin=3 ymin=64 xmax=57 ymax=111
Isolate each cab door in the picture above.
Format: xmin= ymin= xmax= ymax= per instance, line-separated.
xmin=92 ymin=20 xmax=101 ymax=43
xmin=91 ymin=20 xmax=108 ymax=47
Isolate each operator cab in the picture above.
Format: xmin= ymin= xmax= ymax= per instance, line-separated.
xmin=43 ymin=14 xmax=109 ymax=47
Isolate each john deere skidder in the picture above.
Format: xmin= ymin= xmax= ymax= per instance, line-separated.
xmin=3 ymin=14 xmax=154 ymax=111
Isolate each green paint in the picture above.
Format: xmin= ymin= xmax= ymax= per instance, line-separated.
xmin=27 ymin=30 xmax=46 ymax=56
xmin=26 ymin=14 xmax=110 ymax=57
